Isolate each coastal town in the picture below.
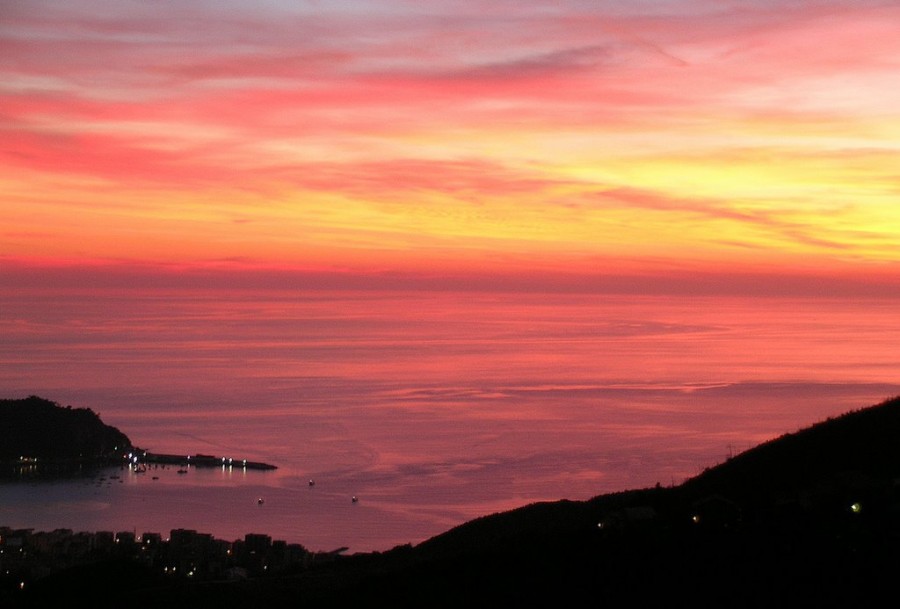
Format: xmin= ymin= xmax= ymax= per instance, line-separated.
xmin=0 ymin=524 xmax=320 ymax=594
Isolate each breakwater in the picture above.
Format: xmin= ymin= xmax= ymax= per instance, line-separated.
xmin=136 ymin=451 xmax=277 ymax=470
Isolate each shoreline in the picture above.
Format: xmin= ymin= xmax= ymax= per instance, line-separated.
xmin=0 ymin=451 xmax=277 ymax=480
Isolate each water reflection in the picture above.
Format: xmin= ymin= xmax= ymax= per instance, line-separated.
xmin=1 ymin=289 xmax=899 ymax=551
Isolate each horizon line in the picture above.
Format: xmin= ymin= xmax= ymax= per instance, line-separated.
xmin=3 ymin=258 xmax=899 ymax=298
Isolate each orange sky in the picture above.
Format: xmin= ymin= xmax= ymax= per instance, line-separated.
xmin=2 ymin=1 xmax=900 ymax=291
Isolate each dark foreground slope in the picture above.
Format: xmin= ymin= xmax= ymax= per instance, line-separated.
xmin=13 ymin=395 xmax=900 ymax=608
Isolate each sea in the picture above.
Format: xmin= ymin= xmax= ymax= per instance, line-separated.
xmin=1 ymin=287 xmax=898 ymax=552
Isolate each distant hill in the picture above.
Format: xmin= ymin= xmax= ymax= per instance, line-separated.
xmin=0 ymin=395 xmax=133 ymax=462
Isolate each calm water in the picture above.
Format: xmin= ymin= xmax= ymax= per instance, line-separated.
xmin=1 ymin=288 xmax=898 ymax=552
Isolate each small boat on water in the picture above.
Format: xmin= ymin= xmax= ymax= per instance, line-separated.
xmin=257 ymin=497 xmax=265 ymax=505
xmin=176 ymin=468 xmax=187 ymax=474
xmin=308 ymin=479 xmax=315 ymax=487
xmin=351 ymin=496 xmax=358 ymax=503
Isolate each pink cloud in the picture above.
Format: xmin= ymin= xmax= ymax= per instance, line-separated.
xmin=7 ymin=1 xmax=895 ymax=140
xmin=1 ymin=128 xmax=237 ymax=187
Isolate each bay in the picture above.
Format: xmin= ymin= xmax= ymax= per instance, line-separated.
xmin=1 ymin=288 xmax=898 ymax=552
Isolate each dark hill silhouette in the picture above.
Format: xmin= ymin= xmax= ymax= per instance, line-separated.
xmin=8 ymin=395 xmax=900 ymax=608
xmin=384 ymin=396 xmax=896 ymax=564
xmin=682 ymin=396 xmax=900 ymax=501
xmin=0 ymin=395 xmax=133 ymax=463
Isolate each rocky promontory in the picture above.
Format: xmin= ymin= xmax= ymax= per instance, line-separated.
xmin=0 ymin=396 xmax=133 ymax=472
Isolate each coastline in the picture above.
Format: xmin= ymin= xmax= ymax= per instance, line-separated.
xmin=0 ymin=452 xmax=277 ymax=480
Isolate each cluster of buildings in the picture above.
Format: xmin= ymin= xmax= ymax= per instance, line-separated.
xmin=0 ymin=525 xmax=315 ymax=591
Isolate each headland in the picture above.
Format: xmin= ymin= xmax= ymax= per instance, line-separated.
xmin=0 ymin=396 xmax=276 ymax=477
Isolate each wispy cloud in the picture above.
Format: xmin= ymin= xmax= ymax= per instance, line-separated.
xmin=2 ymin=0 xmax=899 ymax=279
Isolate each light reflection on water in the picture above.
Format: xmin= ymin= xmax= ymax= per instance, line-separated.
xmin=1 ymin=289 xmax=899 ymax=551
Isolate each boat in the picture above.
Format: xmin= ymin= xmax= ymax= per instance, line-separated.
xmin=257 ymin=497 xmax=265 ymax=505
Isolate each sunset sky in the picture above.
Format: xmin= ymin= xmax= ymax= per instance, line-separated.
xmin=3 ymin=0 xmax=899 ymax=292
